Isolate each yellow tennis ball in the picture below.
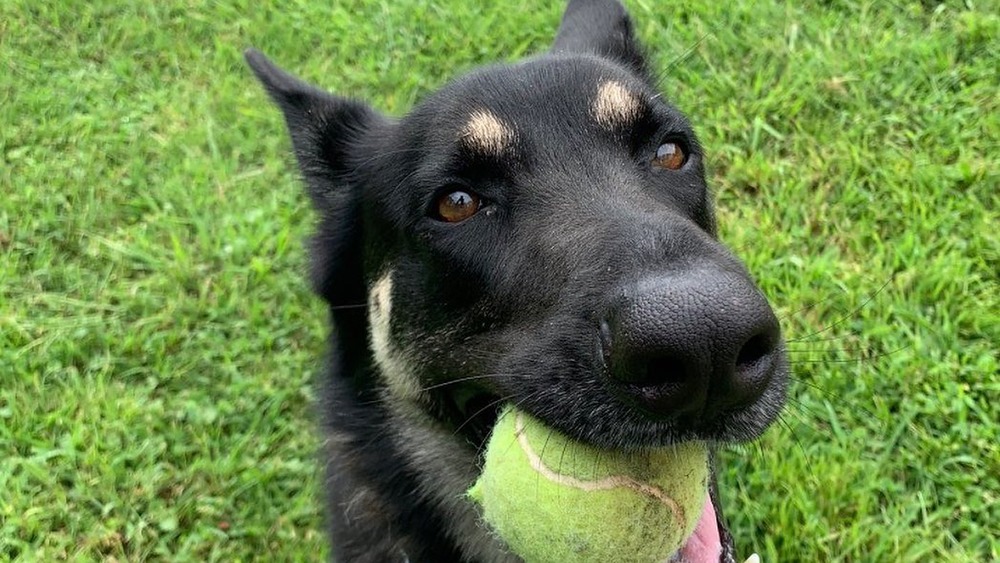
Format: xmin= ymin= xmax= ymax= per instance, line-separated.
xmin=468 ymin=406 xmax=709 ymax=563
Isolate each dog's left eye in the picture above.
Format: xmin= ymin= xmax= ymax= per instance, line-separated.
xmin=435 ymin=190 xmax=481 ymax=223
xmin=652 ymin=141 xmax=687 ymax=170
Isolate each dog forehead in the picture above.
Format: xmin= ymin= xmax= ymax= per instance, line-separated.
xmin=412 ymin=56 xmax=651 ymax=144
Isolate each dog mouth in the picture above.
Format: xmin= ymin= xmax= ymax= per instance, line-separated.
xmin=680 ymin=516 xmax=759 ymax=563
xmin=442 ymin=387 xmax=505 ymax=450
xmin=433 ymin=309 xmax=785 ymax=563
xmin=676 ymin=498 xmax=758 ymax=563
xmin=442 ymin=387 xmax=744 ymax=562
xmin=443 ymin=381 xmax=785 ymax=459
xmin=677 ymin=496 xmax=725 ymax=563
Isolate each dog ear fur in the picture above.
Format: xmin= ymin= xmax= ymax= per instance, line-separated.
xmin=551 ymin=0 xmax=649 ymax=80
xmin=246 ymin=49 xmax=379 ymax=307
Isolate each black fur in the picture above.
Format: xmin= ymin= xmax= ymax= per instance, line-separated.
xmin=248 ymin=1 xmax=787 ymax=561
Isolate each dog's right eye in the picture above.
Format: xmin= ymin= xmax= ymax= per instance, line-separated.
xmin=435 ymin=190 xmax=481 ymax=223
xmin=652 ymin=140 xmax=688 ymax=170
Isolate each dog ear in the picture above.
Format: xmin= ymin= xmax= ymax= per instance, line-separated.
xmin=246 ymin=48 xmax=381 ymax=307
xmin=551 ymin=0 xmax=648 ymax=79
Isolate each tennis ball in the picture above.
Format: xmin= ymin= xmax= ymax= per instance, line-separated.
xmin=468 ymin=406 xmax=709 ymax=563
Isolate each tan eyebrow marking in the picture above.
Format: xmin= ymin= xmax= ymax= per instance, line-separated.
xmin=592 ymin=80 xmax=642 ymax=128
xmin=460 ymin=110 xmax=514 ymax=155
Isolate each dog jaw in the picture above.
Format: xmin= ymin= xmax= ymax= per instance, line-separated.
xmin=384 ymin=399 xmax=521 ymax=563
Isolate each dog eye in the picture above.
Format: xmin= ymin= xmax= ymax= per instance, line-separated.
xmin=436 ymin=190 xmax=481 ymax=223
xmin=652 ymin=141 xmax=687 ymax=170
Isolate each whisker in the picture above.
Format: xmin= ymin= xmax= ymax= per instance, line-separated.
xmin=788 ymin=344 xmax=908 ymax=365
xmin=663 ymin=30 xmax=713 ymax=74
xmin=781 ymin=394 xmax=827 ymax=422
xmin=775 ymin=412 xmax=809 ymax=460
xmin=353 ymin=147 xmax=423 ymax=169
xmin=784 ymin=347 xmax=854 ymax=354
xmin=787 ymin=376 xmax=839 ymax=398
xmin=776 ymin=289 xmax=852 ymax=327
xmin=420 ymin=372 xmax=528 ymax=392
xmin=786 ymin=334 xmax=854 ymax=344
xmin=455 ymin=393 xmax=516 ymax=438
xmin=793 ymin=277 xmax=893 ymax=342
xmin=471 ymin=391 xmax=542 ymax=458
xmin=328 ymin=303 xmax=368 ymax=311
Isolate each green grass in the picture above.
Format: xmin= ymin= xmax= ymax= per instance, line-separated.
xmin=1 ymin=0 xmax=996 ymax=560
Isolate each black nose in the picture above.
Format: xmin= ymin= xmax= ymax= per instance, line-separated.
xmin=603 ymin=267 xmax=781 ymax=421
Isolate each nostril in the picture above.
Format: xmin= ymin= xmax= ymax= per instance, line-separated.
xmin=608 ymin=353 xmax=703 ymax=420
xmin=735 ymin=331 xmax=774 ymax=371
xmin=607 ymin=353 xmax=688 ymax=388
xmin=643 ymin=356 xmax=687 ymax=387
xmin=725 ymin=327 xmax=779 ymax=412
xmin=599 ymin=319 xmax=613 ymax=366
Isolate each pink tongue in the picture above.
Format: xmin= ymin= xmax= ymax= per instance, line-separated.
xmin=676 ymin=497 xmax=722 ymax=563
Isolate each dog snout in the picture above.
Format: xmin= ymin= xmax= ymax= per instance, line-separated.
xmin=602 ymin=266 xmax=782 ymax=422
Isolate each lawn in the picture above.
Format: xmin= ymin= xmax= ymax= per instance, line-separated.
xmin=1 ymin=0 xmax=997 ymax=561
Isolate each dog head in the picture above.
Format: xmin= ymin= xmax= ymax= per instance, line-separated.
xmin=247 ymin=0 xmax=788 ymax=451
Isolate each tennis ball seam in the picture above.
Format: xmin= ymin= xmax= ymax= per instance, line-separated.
xmin=514 ymin=411 xmax=685 ymax=525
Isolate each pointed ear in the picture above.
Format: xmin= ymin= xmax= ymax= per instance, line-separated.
xmin=245 ymin=49 xmax=382 ymax=307
xmin=551 ymin=0 xmax=648 ymax=78
xmin=244 ymin=48 xmax=383 ymax=210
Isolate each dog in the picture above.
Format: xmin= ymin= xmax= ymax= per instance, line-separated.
xmin=247 ymin=1 xmax=788 ymax=561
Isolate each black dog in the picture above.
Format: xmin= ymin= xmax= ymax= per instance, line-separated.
xmin=247 ymin=1 xmax=787 ymax=561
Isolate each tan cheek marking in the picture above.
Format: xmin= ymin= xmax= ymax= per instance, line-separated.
xmin=592 ymin=80 xmax=642 ymax=128
xmin=460 ymin=110 xmax=514 ymax=155
xmin=368 ymin=271 xmax=425 ymax=402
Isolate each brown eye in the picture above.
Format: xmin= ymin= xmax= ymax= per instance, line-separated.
xmin=436 ymin=190 xmax=481 ymax=223
xmin=652 ymin=141 xmax=687 ymax=170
